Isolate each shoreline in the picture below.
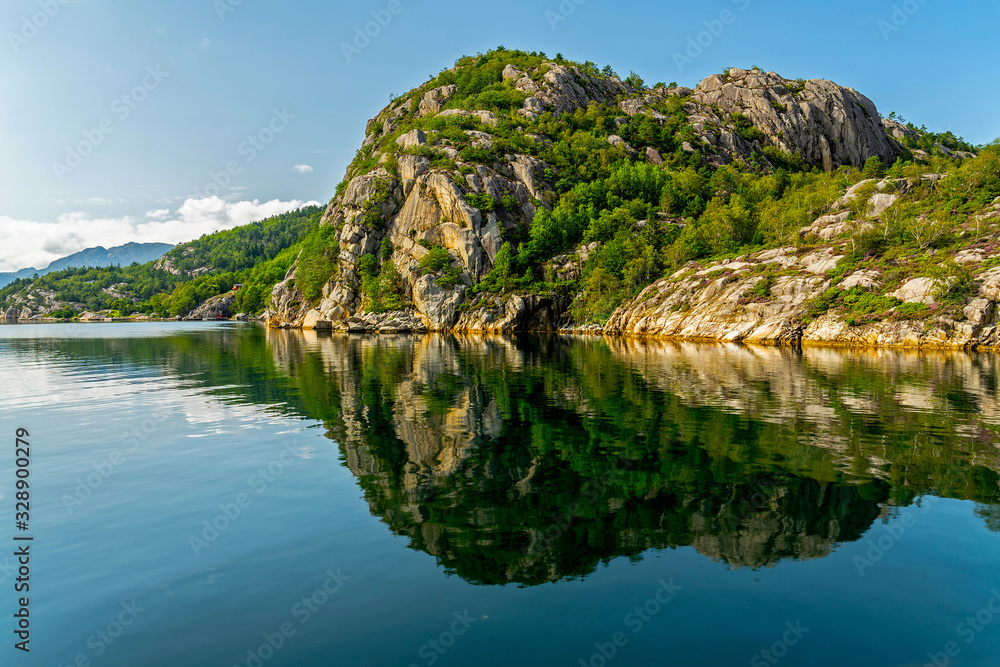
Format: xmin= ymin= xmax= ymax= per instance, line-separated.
xmin=4 ymin=317 xmax=999 ymax=352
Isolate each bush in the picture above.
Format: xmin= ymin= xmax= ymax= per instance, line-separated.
xmin=743 ymin=272 xmax=775 ymax=301
xmin=842 ymin=287 xmax=899 ymax=318
xmin=418 ymin=245 xmax=462 ymax=289
xmin=893 ymin=302 xmax=931 ymax=320
xmin=297 ymin=225 xmax=340 ymax=303
xmin=933 ymin=262 xmax=977 ymax=304
xmin=360 ymin=254 xmax=405 ymax=313
xmin=731 ymin=113 xmax=765 ymax=143
xmin=862 ymin=156 xmax=886 ymax=180
xmin=802 ymin=288 xmax=841 ymax=322
xmin=465 ymin=193 xmax=496 ymax=212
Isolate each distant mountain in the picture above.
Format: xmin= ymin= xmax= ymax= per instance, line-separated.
xmin=0 ymin=242 xmax=174 ymax=287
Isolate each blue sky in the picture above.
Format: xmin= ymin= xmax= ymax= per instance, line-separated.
xmin=0 ymin=0 xmax=997 ymax=271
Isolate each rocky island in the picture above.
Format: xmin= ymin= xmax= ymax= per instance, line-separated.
xmin=4 ymin=49 xmax=999 ymax=350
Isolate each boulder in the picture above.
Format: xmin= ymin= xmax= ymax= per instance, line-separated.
xmin=302 ymin=309 xmax=332 ymax=331
xmin=395 ymin=129 xmax=427 ymax=149
xmin=412 ymin=276 xmax=466 ymax=330
xmin=841 ymin=271 xmax=881 ymax=290
xmin=892 ymin=278 xmax=937 ymax=304
xmin=418 ymin=85 xmax=457 ymax=116
xmin=867 ymin=193 xmax=898 ymax=217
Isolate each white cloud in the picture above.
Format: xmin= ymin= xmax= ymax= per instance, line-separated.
xmin=0 ymin=198 xmax=320 ymax=272
xmin=200 ymin=38 xmax=211 ymax=49
xmin=293 ymin=164 xmax=314 ymax=174
xmin=145 ymin=209 xmax=171 ymax=219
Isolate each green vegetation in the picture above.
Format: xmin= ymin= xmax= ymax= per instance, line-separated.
xmin=464 ymin=193 xmax=496 ymax=212
xmin=0 ymin=206 xmax=323 ymax=318
xmin=297 ymin=224 xmax=340 ymax=302
xmin=359 ymin=244 xmax=405 ymax=313
xmin=418 ymin=245 xmax=463 ymax=289
xmin=156 ymin=209 xmax=318 ymax=275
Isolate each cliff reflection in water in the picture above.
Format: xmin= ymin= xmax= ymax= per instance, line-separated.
xmin=265 ymin=330 xmax=1000 ymax=585
xmin=10 ymin=326 xmax=997 ymax=585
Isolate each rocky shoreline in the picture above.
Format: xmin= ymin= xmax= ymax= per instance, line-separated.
xmin=6 ymin=310 xmax=999 ymax=352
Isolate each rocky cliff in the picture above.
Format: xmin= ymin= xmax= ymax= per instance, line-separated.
xmin=265 ymin=52 xmax=996 ymax=349
xmin=269 ymin=59 xmax=636 ymax=332
xmin=606 ymin=194 xmax=1000 ymax=349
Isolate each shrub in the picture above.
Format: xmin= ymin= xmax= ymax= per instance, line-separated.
xmin=360 ymin=180 xmax=395 ymax=229
xmin=731 ymin=113 xmax=765 ymax=143
xmin=862 ymin=156 xmax=886 ymax=180
xmin=465 ymin=193 xmax=497 ymax=212
xmin=743 ymin=272 xmax=775 ymax=301
xmin=893 ymin=302 xmax=931 ymax=320
xmin=842 ymin=287 xmax=899 ymax=318
xmin=297 ymin=225 xmax=340 ymax=303
xmin=419 ymin=246 xmax=452 ymax=274
xmin=418 ymin=245 xmax=463 ymax=289
xmin=360 ymin=254 xmax=405 ymax=313
xmin=802 ymin=288 xmax=841 ymax=322
xmin=932 ymin=261 xmax=977 ymax=304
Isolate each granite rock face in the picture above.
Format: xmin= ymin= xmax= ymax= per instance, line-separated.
xmin=686 ymin=68 xmax=905 ymax=170
xmin=184 ymin=293 xmax=236 ymax=320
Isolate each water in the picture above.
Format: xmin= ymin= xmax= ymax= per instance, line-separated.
xmin=1 ymin=322 xmax=999 ymax=667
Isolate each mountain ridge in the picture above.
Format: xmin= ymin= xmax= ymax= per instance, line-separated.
xmin=0 ymin=242 xmax=174 ymax=288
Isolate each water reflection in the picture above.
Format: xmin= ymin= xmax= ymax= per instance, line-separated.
xmin=6 ymin=326 xmax=999 ymax=585
xmin=266 ymin=331 xmax=1000 ymax=584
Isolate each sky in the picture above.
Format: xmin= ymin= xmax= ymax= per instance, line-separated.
xmin=0 ymin=0 xmax=997 ymax=272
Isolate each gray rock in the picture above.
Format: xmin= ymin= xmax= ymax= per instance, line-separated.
xmin=607 ymin=135 xmax=638 ymax=157
xmin=892 ymin=278 xmax=938 ymax=304
xmin=690 ymin=71 xmax=905 ymax=170
xmin=395 ymin=129 xmax=427 ymax=149
xmin=418 ymin=85 xmax=457 ymax=116
xmin=412 ymin=275 xmax=466 ymax=330
xmin=867 ymin=193 xmax=899 ymax=217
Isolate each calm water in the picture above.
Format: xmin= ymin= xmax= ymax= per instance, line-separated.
xmin=1 ymin=323 xmax=999 ymax=667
